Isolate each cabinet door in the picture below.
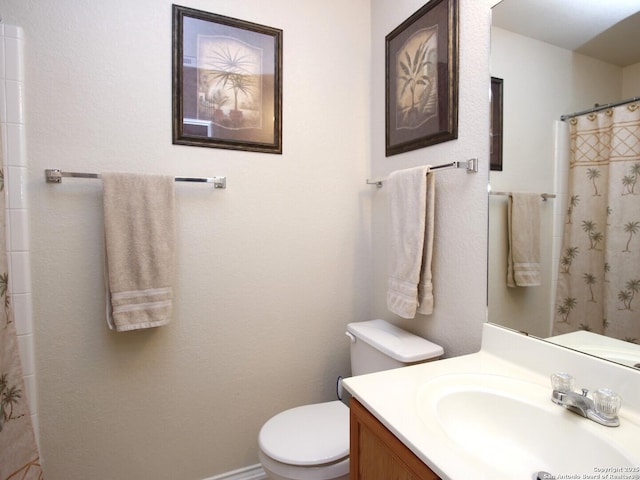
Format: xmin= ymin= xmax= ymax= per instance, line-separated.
xmin=350 ymin=398 xmax=439 ymax=480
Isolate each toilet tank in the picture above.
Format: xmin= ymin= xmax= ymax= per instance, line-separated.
xmin=346 ymin=319 xmax=444 ymax=376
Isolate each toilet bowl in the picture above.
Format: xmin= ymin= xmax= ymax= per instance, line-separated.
xmin=258 ymin=319 xmax=443 ymax=480
xmin=258 ymin=401 xmax=349 ymax=480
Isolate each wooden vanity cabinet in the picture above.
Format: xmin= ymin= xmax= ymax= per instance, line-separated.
xmin=349 ymin=398 xmax=440 ymax=480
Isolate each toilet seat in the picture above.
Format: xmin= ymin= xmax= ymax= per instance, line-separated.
xmin=258 ymin=401 xmax=349 ymax=466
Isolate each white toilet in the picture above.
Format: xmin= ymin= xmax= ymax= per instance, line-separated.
xmin=258 ymin=319 xmax=443 ymax=480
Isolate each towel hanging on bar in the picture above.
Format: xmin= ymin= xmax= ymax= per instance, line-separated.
xmin=366 ymin=158 xmax=478 ymax=187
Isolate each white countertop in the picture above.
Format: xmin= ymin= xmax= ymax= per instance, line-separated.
xmin=342 ymin=323 xmax=640 ymax=480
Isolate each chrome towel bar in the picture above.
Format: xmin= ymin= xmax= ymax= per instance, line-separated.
xmin=366 ymin=158 xmax=478 ymax=188
xmin=44 ymin=169 xmax=227 ymax=189
xmin=489 ymin=191 xmax=556 ymax=201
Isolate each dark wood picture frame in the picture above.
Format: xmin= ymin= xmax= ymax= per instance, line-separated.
xmin=172 ymin=5 xmax=283 ymax=154
xmin=385 ymin=0 xmax=459 ymax=157
xmin=490 ymin=76 xmax=503 ymax=171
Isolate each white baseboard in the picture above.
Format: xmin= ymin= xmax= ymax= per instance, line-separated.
xmin=203 ymin=464 xmax=268 ymax=480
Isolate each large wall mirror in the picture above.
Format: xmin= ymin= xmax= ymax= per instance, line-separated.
xmin=489 ymin=0 xmax=640 ymax=369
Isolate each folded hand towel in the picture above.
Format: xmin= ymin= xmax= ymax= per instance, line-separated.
xmin=386 ymin=166 xmax=435 ymax=318
xmin=103 ymin=173 xmax=176 ymax=331
xmin=507 ymin=192 xmax=541 ymax=287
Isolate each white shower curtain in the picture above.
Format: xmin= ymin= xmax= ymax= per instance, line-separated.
xmin=553 ymin=101 xmax=640 ymax=342
xmin=0 ymin=134 xmax=43 ymax=478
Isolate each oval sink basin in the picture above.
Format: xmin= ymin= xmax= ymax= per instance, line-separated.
xmin=416 ymin=374 xmax=639 ymax=479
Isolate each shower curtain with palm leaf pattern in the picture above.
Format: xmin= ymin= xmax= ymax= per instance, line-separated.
xmin=0 ymin=137 xmax=43 ymax=477
xmin=553 ymin=101 xmax=640 ymax=343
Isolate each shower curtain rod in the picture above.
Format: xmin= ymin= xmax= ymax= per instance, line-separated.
xmin=560 ymin=95 xmax=640 ymax=121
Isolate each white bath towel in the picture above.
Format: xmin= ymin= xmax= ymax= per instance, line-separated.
xmin=417 ymin=172 xmax=435 ymax=315
xmin=507 ymin=192 xmax=541 ymax=287
xmin=386 ymin=166 xmax=435 ymax=318
xmin=103 ymin=173 xmax=176 ymax=331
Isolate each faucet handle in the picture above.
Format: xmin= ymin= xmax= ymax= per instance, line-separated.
xmin=593 ymin=388 xmax=622 ymax=420
xmin=551 ymin=372 xmax=575 ymax=392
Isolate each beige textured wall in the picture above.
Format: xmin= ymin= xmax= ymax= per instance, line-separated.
xmin=3 ymin=0 xmax=372 ymax=478
xmin=1 ymin=0 xmax=494 ymax=478
xmin=623 ymin=62 xmax=640 ymax=97
xmin=369 ymin=0 xmax=491 ymax=356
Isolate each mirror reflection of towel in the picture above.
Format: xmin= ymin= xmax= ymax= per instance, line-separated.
xmin=507 ymin=193 xmax=540 ymax=287
xmin=102 ymin=172 xmax=176 ymax=331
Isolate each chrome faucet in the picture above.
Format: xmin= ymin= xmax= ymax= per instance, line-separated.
xmin=550 ymin=373 xmax=621 ymax=427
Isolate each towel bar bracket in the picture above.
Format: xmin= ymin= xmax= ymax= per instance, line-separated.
xmin=45 ymin=169 xmax=62 ymax=183
xmin=462 ymin=158 xmax=478 ymax=173
xmin=45 ymin=169 xmax=96 ymax=183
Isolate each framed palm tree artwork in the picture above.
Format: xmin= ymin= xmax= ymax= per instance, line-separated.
xmin=172 ymin=5 xmax=283 ymax=154
xmin=385 ymin=0 xmax=458 ymax=156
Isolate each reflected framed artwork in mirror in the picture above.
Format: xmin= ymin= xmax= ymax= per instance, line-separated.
xmin=385 ymin=0 xmax=458 ymax=156
xmin=172 ymin=5 xmax=283 ymax=154
xmin=490 ymin=76 xmax=503 ymax=171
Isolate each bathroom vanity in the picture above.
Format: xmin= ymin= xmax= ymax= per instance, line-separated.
xmin=343 ymin=323 xmax=640 ymax=480
xmin=350 ymin=397 xmax=438 ymax=479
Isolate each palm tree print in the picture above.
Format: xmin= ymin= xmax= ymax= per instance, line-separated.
xmin=560 ymin=246 xmax=579 ymax=274
xmin=202 ymin=44 xmax=255 ymax=111
xmin=622 ymin=175 xmax=636 ymax=195
xmin=2 ymin=385 xmax=21 ymax=421
xmin=623 ymin=221 xmax=640 ymax=252
xmin=586 ymin=168 xmax=601 ymax=196
xmin=618 ymin=289 xmax=633 ymax=310
xmin=396 ymin=28 xmax=437 ymax=129
xmin=204 ymin=89 xmax=229 ymax=110
xmin=581 ymin=219 xmax=595 ymax=235
xmin=399 ymin=41 xmax=430 ymax=114
xmin=583 ymin=273 xmax=597 ymax=302
xmin=590 ymin=231 xmax=604 ymax=249
xmin=556 ymin=297 xmax=577 ymax=322
xmin=0 ymin=271 xmax=10 ymax=326
xmin=581 ymin=220 xmax=603 ymax=250
xmin=622 ymin=163 xmax=640 ymax=195
xmin=566 ymin=195 xmax=580 ymax=224
xmin=618 ymin=279 xmax=640 ymax=310
xmin=626 ymin=279 xmax=640 ymax=304
xmin=625 ymin=162 xmax=640 ymax=195
xmin=197 ymin=37 xmax=262 ymax=129
xmin=0 ymin=372 xmax=22 ymax=431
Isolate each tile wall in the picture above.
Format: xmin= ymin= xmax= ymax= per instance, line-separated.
xmin=0 ymin=24 xmax=38 ymax=444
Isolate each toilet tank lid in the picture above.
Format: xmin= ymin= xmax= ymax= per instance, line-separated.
xmin=346 ymin=319 xmax=443 ymax=362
